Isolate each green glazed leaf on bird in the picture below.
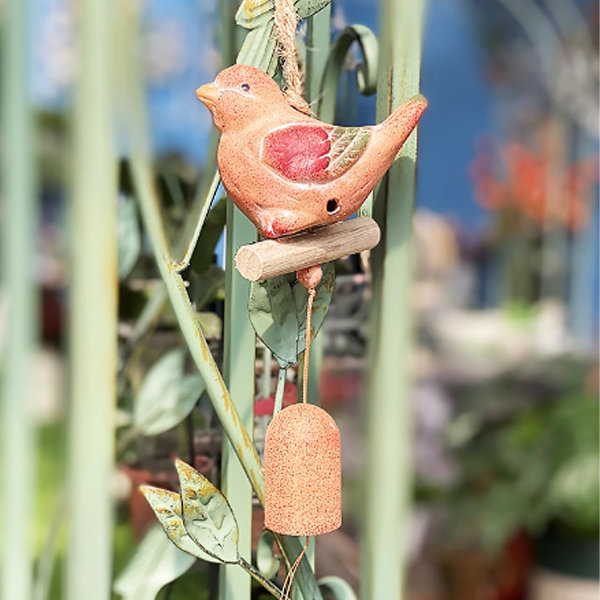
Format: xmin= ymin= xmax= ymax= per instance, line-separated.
xmin=139 ymin=486 xmax=220 ymax=563
xmin=176 ymin=459 xmax=240 ymax=564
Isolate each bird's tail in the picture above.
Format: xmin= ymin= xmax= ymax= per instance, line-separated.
xmin=379 ymin=93 xmax=427 ymax=149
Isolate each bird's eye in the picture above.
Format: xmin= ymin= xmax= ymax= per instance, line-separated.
xmin=241 ymin=83 xmax=250 ymax=92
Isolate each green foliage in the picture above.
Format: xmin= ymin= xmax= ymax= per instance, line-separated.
xmin=118 ymin=196 xmax=141 ymax=280
xmin=113 ymin=526 xmax=196 ymax=600
xmin=442 ymin=360 xmax=599 ymax=550
xmin=133 ymin=349 xmax=205 ymax=435
xmin=189 ymin=264 xmax=225 ymax=312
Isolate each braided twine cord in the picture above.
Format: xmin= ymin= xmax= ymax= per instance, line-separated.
xmin=273 ymin=0 xmax=312 ymax=115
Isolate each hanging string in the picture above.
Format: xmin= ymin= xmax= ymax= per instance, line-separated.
xmin=302 ymin=288 xmax=316 ymax=405
xmin=280 ymin=536 xmax=310 ymax=599
xmin=273 ymin=0 xmax=312 ymax=115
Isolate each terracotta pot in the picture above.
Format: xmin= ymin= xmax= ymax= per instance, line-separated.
xmin=437 ymin=531 xmax=532 ymax=600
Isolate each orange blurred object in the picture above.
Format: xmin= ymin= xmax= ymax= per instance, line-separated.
xmin=470 ymin=139 xmax=598 ymax=231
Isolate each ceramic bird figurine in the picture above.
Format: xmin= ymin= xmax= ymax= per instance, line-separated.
xmin=196 ymin=64 xmax=427 ymax=239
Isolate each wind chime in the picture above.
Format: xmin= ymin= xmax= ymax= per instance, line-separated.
xmin=193 ymin=0 xmax=426 ymax=595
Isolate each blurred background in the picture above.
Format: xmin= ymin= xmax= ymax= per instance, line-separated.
xmin=1 ymin=0 xmax=598 ymax=599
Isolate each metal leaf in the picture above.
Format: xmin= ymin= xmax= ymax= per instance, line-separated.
xmin=256 ymin=529 xmax=280 ymax=580
xmin=317 ymin=25 xmax=379 ymax=123
xmin=176 ymin=459 xmax=240 ymax=564
xmin=139 ymin=486 xmax=220 ymax=563
xmin=249 ymin=273 xmax=300 ymax=367
xmin=237 ymin=24 xmax=279 ymax=76
xmin=318 ymin=576 xmax=358 ymax=600
xmin=134 ymin=348 xmax=205 ymax=435
xmin=236 ymin=0 xmax=331 ymax=30
xmin=249 ymin=263 xmax=335 ymax=367
xmin=113 ymin=525 xmax=196 ymax=600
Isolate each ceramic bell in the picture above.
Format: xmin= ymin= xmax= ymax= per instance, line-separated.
xmin=264 ymin=403 xmax=341 ymax=536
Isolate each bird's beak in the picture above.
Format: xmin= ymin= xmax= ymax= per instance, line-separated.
xmin=196 ymin=82 xmax=218 ymax=112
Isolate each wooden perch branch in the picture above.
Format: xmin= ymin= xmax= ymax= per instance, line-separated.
xmin=235 ymin=217 xmax=381 ymax=281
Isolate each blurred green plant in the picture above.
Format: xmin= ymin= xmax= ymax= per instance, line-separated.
xmin=438 ymin=358 xmax=599 ymax=551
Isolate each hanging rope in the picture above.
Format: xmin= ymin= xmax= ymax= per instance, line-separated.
xmin=280 ymin=536 xmax=310 ymax=599
xmin=273 ymin=0 xmax=312 ymax=115
xmin=302 ymin=288 xmax=316 ymax=404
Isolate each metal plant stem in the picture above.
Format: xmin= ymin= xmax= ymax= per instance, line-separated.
xmin=66 ymin=2 xmax=118 ymax=599
xmin=305 ymin=4 xmax=332 ymax=108
xmin=219 ymin=178 xmax=257 ymax=600
xmin=362 ymin=0 xmax=425 ymax=597
xmin=1 ymin=2 xmax=37 ymax=599
xmin=274 ymin=367 xmax=287 ymax=415
xmin=218 ymin=2 xmax=256 ymax=595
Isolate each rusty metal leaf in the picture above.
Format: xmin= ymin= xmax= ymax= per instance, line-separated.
xmin=139 ymin=486 xmax=220 ymax=563
xmin=176 ymin=459 xmax=240 ymax=564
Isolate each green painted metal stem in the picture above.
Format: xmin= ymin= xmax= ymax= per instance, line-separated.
xmin=1 ymin=2 xmax=37 ymax=599
xmin=316 ymin=24 xmax=379 ymax=124
xmin=132 ymin=155 xmax=266 ymax=500
xmin=239 ymin=557 xmax=282 ymax=597
xmin=218 ymin=3 xmax=256 ymax=596
xmin=66 ymin=1 xmax=118 ymax=598
xmin=120 ymin=132 xmax=221 ymax=372
xmin=361 ymin=0 xmax=425 ymax=598
xmin=306 ymin=5 xmax=332 ymax=107
xmin=219 ymin=196 xmax=257 ymax=600
xmin=261 ymin=347 xmax=273 ymax=399
xmin=132 ymin=153 xmax=323 ymax=599
xmin=174 ymin=169 xmax=221 ymax=271
xmin=273 ymin=366 xmax=287 ymax=415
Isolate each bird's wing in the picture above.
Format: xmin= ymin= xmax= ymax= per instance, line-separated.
xmin=261 ymin=123 xmax=371 ymax=183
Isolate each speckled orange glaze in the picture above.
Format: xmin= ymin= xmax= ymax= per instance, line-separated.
xmin=197 ymin=64 xmax=427 ymax=239
xmin=264 ymin=403 xmax=341 ymax=536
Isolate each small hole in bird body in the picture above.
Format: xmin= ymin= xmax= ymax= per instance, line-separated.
xmin=241 ymin=83 xmax=250 ymax=91
xmin=326 ymin=199 xmax=340 ymax=214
